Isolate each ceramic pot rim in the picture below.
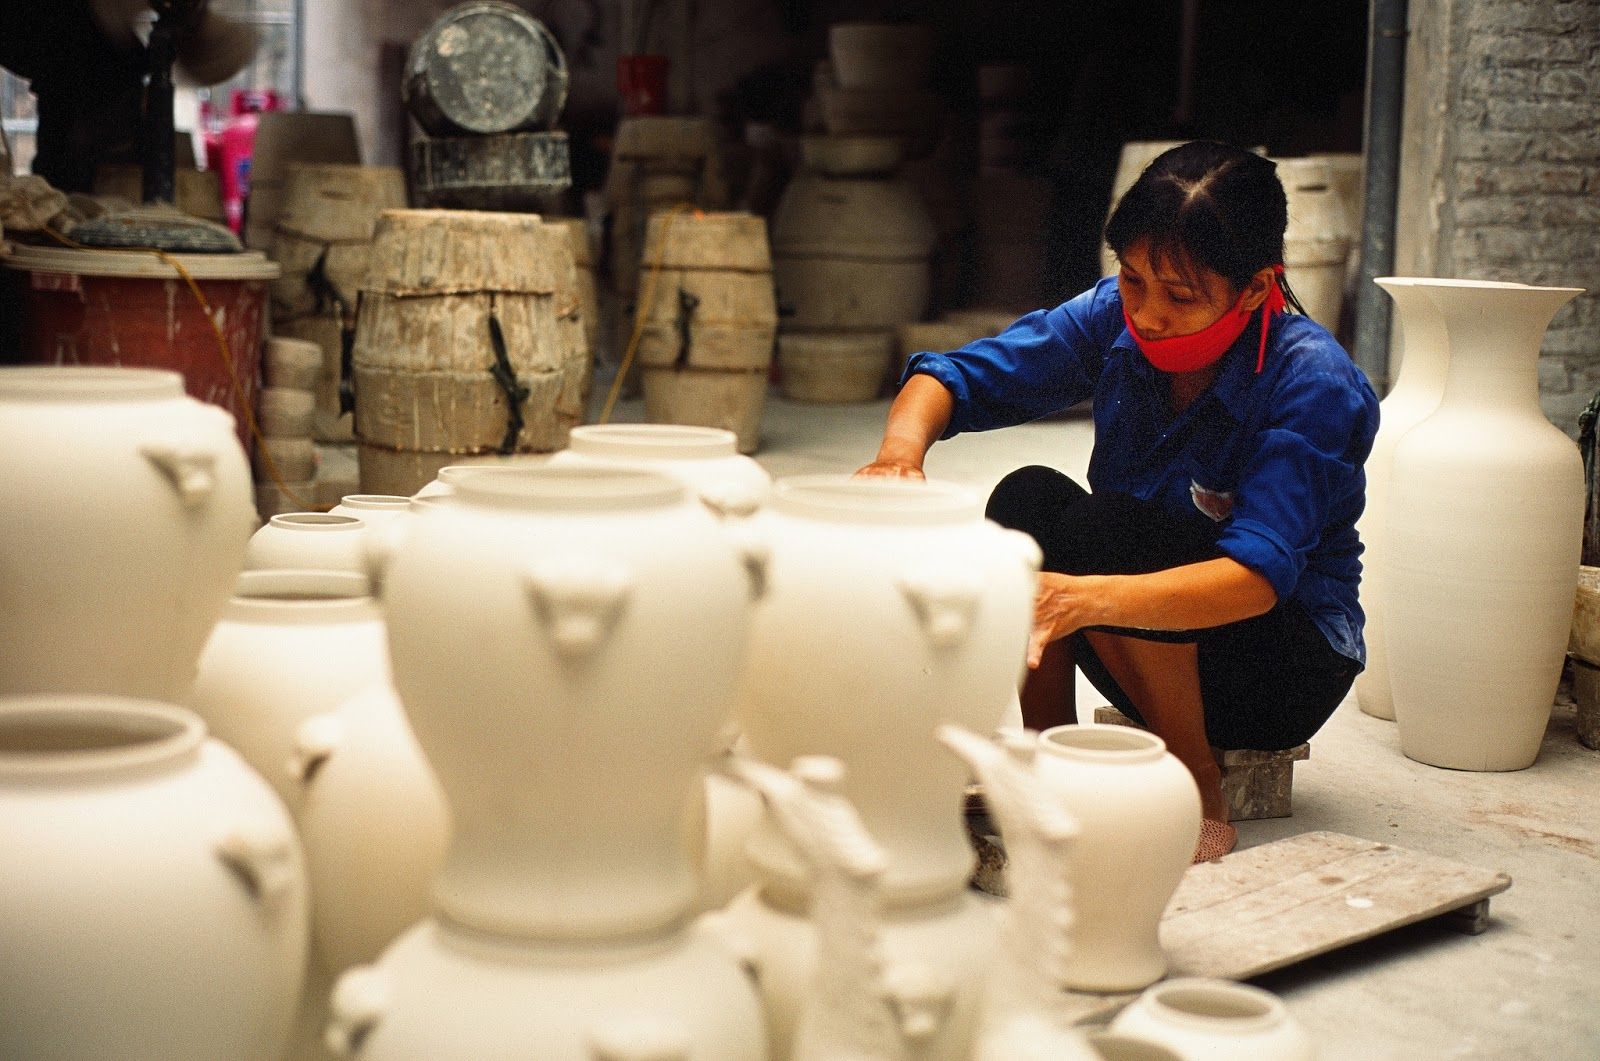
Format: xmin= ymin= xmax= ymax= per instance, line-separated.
xmin=0 ymin=697 xmax=204 ymax=779
xmin=0 ymin=366 xmax=185 ymax=401
xmin=1138 ymin=978 xmax=1286 ymax=1033
xmin=336 ymin=494 xmax=412 ymax=511
xmin=1038 ymin=722 xmax=1168 ymax=762
xmin=267 ymin=513 xmax=364 ymax=532
xmin=1086 ymin=1032 xmax=1183 ymax=1061
xmin=1374 ymin=276 xmax=1528 ymax=291
xmin=451 ymin=465 xmax=685 ymax=509
xmin=772 ymin=474 xmax=979 ymax=524
xmin=568 ymin=423 xmax=739 ymax=460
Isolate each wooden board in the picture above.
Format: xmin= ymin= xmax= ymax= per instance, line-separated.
xmin=1059 ymin=831 xmax=1512 ymax=1022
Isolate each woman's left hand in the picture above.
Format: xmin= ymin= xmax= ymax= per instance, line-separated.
xmin=1028 ymin=572 xmax=1110 ymax=668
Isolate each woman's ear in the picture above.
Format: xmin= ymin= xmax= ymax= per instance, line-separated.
xmin=1237 ymin=266 xmax=1276 ymax=313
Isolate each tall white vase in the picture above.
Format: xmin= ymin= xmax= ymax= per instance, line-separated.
xmin=0 ymin=697 xmax=308 ymax=1061
xmin=1033 ymin=724 xmax=1199 ymax=992
xmin=1386 ymin=281 xmax=1585 ymax=770
xmin=186 ymin=569 xmax=391 ymax=810
xmin=1357 ymin=278 xmax=1527 ymax=721
xmin=338 ymin=466 xmax=768 ymax=1058
xmin=0 ymin=367 xmax=254 ymax=699
xmin=724 ymin=475 xmax=1039 ymax=1059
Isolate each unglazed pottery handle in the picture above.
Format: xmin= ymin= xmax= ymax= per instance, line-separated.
xmin=326 ymin=966 xmax=389 ymax=1057
xmin=699 ymin=482 xmax=763 ymax=521
xmin=289 ymin=713 xmax=344 ymax=785
xmin=1000 ymin=527 xmax=1044 ymax=573
xmin=883 ymin=960 xmax=958 ymax=1046
xmin=214 ymin=824 xmax=297 ymax=906
xmin=587 ymin=1013 xmax=692 ymax=1061
xmin=523 ymin=557 xmax=634 ymax=658
xmin=898 ymin=567 xmax=984 ymax=649
xmin=141 ymin=442 xmax=218 ymax=508
xmin=722 ymin=524 xmax=771 ymax=602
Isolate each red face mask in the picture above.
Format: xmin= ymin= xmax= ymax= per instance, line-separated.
xmin=1123 ymin=265 xmax=1287 ymax=375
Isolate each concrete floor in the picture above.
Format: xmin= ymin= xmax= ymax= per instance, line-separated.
xmin=598 ymin=388 xmax=1600 ymax=1061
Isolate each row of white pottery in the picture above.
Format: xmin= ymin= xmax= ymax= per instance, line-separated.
xmin=0 ymin=697 xmax=308 ymax=1060
xmin=1354 ymin=278 xmax=1525 ymax=722
xmin=247 ymin=513 xmax=370 ymax=575
xmin=334 ymin=466 xmax=769 ymax=1058
xmin=0 ymin=366 xmax=254 ymax=700
xmin=1108 ymin=978 xmax=1315 ymax=1059
xmin=723 ymin=476 xmax=1040 ymax=1059
xmin=1363 ymin=279 xmax=1584 ymax=770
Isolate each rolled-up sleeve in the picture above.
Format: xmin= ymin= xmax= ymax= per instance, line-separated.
xmin=1217 ymin=354 xmax=1378 ymax=602
xmin=902 ymin=280 xmax=1115 ymax=438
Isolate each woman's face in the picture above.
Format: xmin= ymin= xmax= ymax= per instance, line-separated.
xmin=1116 ymin=239 xmax=1238 ymax=340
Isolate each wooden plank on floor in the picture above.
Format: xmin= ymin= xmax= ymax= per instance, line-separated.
xmin=1053 ymin=831 xmax=1511 ymax=1024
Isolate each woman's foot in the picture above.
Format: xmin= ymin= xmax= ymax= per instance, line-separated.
xmin=1194 ymin=817 xmax=1238 ymax=863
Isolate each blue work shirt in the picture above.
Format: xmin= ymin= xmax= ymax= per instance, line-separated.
xmin=905 ymin=276 xmax=1380 ymax=665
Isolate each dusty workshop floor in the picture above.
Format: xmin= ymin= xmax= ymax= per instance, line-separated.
xmin=594 ymin=386 xmax=1600 ymax=1061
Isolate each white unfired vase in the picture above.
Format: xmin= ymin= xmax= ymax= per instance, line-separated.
xmin=0 ymin=697 xmax=309 ymax=1061
xmin=555 ymin=423 xmax=773 ymax=506
xmin=331 ymin=494 xmax=414 ymax=532
xmin=1108 ymin=979 xmax=1316 ymax=1060
xmin=1355 ymin=277 xmax=1527 ymax=720
xmin=0 ymin=366 xmax=254 ymax=699
xmin=291 ymin=684 xmax=449 ymax=973
xmin=328 ymin=919 xmax=768 ymax=1060
xmin=1033 ymin=724 xmax=1200 ymax=992
xmin=246 ymin=512 xmax=371 ymax=575
xmin=1386 ymin=281 xmax=1585 ymax=770
xmin=186 ymin=569 xmax=391 ymax=810
xmin=380 ymin=466 xmax=757 ymax=940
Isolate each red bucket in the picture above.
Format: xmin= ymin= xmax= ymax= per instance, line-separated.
xmin=1 ymin=245 xmax=278 ymax=449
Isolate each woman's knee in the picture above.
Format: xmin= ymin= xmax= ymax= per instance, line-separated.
xmin=985 ymin=465 xmax=1086 ymax=531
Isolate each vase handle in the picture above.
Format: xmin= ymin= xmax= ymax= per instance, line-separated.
xmin=289 ymin=713 xmax=344 ymax=785
xmin=698 ymin=482 xmax=762 ymax=521
xmin=523 ymin=557 xmax=634 ymax=658
xmin=141 ymin=442 xmax=217 ymax=508
xmin=214 ymin=824 xmax=297 ymax=907
xmin=898 ymin=566 xmax=983 ymax=650
xmin=1000 ymin=527 xmax=1043 ymax=573
xmin=883 ymin=960 xmax=957 ymax=1046
xmin=326 ymin=966 xmax=389 ymax=1057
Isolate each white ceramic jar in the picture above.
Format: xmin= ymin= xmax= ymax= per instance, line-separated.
xmin=738 ymin=475 xmax=1038 ymax=904
xmin=328 ymin=920 xmax=768 ymax=1060
xmin=1385 ymin=281 xmax=1585 ymax=770
xmin=291 ymin=684 xmax=448 ymax=973
xmin=331 ymin=494 xmax=414 ymax=532
xmin=1108 ymin=979 xmax=1316 ymax=1060
xmin=186 ymin=569 xmax=391 ymax=809
xmin=556 ymin=423 xmax=772 ymax=507
xmin=0 ymin=366 xmax=254 ymax=699
xmin=380 ymin=465 xmax=758 ymax=940
xmin=0 ymin=697 xmax=309 ymax=1061
xmin=1033 ymin=724 xmax=1200 ymax=992
xmin=246 ymin=512 xmax=370 ymax=574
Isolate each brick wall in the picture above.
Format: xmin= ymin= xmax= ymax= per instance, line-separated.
xmin=1396 ymin=0 xmax=1600 ymax=434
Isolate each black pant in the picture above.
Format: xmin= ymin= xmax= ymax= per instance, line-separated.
xmin=986 ymin=466 xmax=1358 ymax=750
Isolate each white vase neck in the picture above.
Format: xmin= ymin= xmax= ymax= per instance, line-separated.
xmin=0 ymin=366 xmax=185 ymax=402
xmin=772 ymin=475 xmax=980 ymax=525
xmin=268 ymin=513 xmax=364 ymax=532
xmin=450 ymin=466 xmax=686 ymax=511
xmin=224 ymin=569 xmax=377 ymax=623
xmin=0 ymin=698 xmax=203 ymax=782
xmin=1141 ymin=979 xmax=1287 ymax=1034
xmin=1423 ymin=283 xmax=1582 ymax=414
xmin=335 ymin=494 xmax=411 ymax=512
xmin=1039 ymin=723 xmax=1168 ymax=763
xmin=431 ymin=913 xmax=696 ymax=964
xmin=569 ymin=424 xmax=740 ymax=460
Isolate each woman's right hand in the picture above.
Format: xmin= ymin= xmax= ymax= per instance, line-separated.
xmin=854 ymin=459 xmax=926 ymax=480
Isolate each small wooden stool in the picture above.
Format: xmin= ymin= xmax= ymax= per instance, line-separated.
xmin=1093 ymin=706 xmax=1309 ymax=822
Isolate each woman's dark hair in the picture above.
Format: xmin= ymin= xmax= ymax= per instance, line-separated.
xmin=1104 ymin=140 xmax=1306 ymax=313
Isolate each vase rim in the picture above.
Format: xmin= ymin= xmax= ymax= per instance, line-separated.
xmin=0 ymin=366 xmax=186 ymax=401
xmin=1375 ymin=276 xmax=1527 ymax=290
xmin=0 ymin=697 xmax=204 ymax=780
xmin=450 ymin=465 xmax=685 ymax=509
xmin=336 ymin=494 xmax=412 ymax=510
xmin=267 ymin=513 xmax=364 ymax=531
xmin=434 ymin=457 xmax=555 ymax=486
xmin=1038 ymin=722 xmax=1168 ymax=761
xmin=772 ymin=474 xmax=979 ymax=524
xmin=568 ymin=423 xmax=740 ymax=460
xmin=1139 ymin=978 xmax=1286 ymax=1033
